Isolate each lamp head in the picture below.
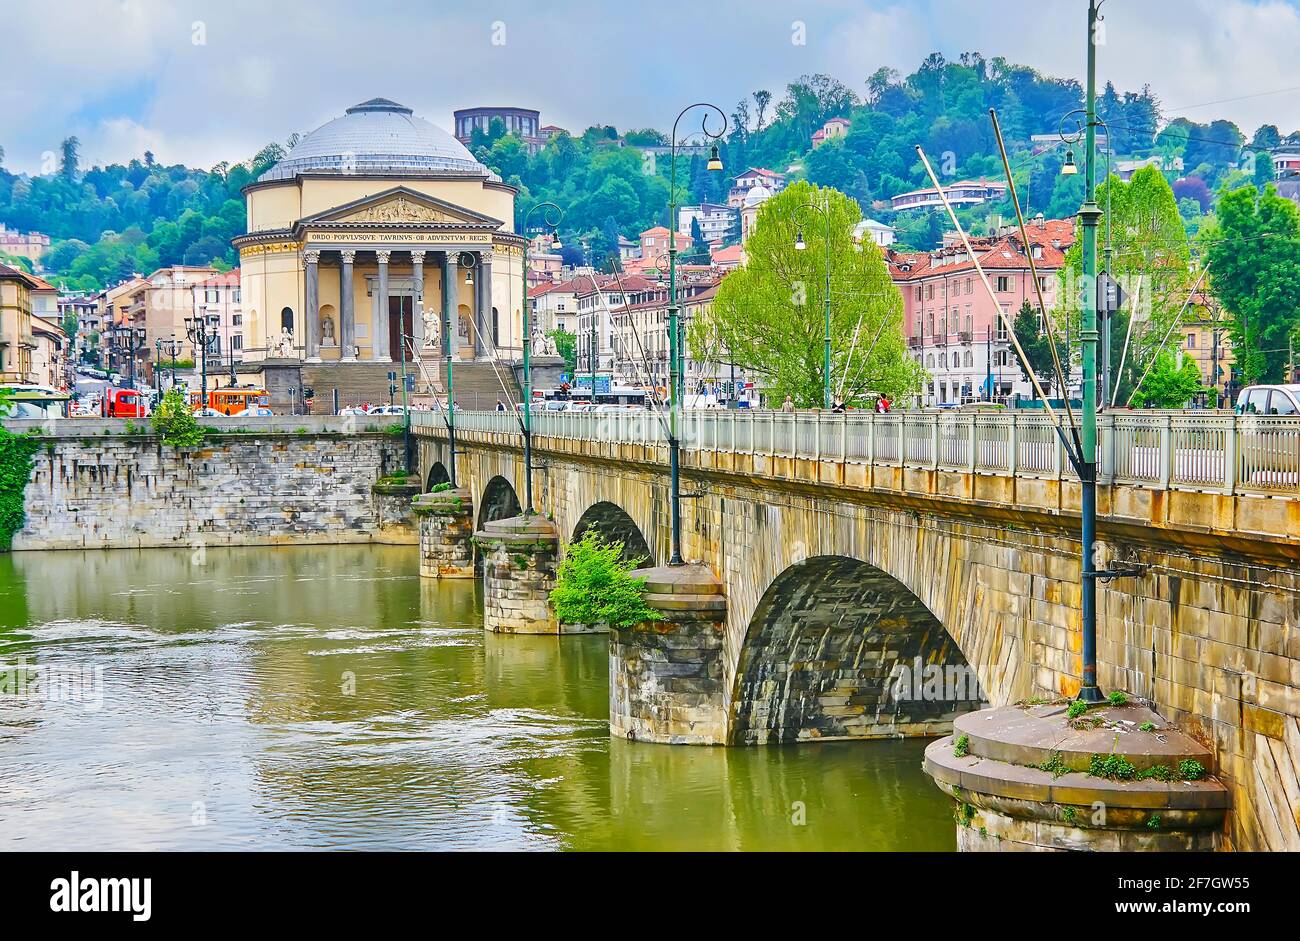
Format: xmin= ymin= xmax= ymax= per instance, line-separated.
xmin=795 ymin=229 xmax=807 ymax=251
xmin=551 ymin=231 xmax=563 ymax=250
xmin=1060 ymin=149 xmax=1079 ymax=176
xmin=707 ymin=144 xmax=723 ymax=173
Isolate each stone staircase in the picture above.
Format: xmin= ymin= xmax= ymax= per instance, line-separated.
xmin=301 ymin=358 xmax=521 ymax=414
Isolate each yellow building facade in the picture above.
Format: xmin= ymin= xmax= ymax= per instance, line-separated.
xmin=234 ymin=99 xmax=526 ymax=370
xmin=0 ymin=263 xmax=36 ymax=384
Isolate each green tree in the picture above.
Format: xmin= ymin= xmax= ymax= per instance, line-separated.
xmin=691 ymin=181 xmax=925 ymax=407
xmin=1202 ymin=184 xmax=1300 ymax=382
xmin=1059 ymin=166 xmax=1191 ymax=405
xmin=150 ymin=388 xmax=204 ymax=447
xmin=546 ymin=328 xmax=577 ymax=374
xmin=549 ymin=531 xmax=660 ymax=629
xmin=1134 ymin=351 xmax=1204 ymax=408
xmin=0 ymin=419 xmax=39 ymax=549
xmin=1010 ymin=300 xmax=1064 ymax=397
xmin=59 ymin=136 xmax=80 ymax=180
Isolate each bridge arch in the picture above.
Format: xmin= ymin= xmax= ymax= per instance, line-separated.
xmin=729 ymin=555 xmax=985 ymax=745
xmin=426 ymin=462 xmax=450 ymax=491
xmin=570 ymin=501 xmax=653 ymax=566
xmin=476 ymin=475 xmax=522 ymax=530
xmin=475 ymin=475 xmax=524 ymax=573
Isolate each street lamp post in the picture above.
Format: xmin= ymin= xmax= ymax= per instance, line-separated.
xmin=520 ymin=202 xmax=564 ymax=515
xmin=184 ymin=316 xmax=211 ymax=411
xmin=667 ymin=103 xmax=726 ymax=565
xmin=794 ymin=196 xmax=834 ymax=409
xmin=1060 ymin=110 xmax=1114 ymax=406
xmin=118 ymin=326 xmax=145 ymax=391
xmin=1070 ymin=0 xmax=1106 ymax=703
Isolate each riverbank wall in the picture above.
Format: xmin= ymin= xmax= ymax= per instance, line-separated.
xmin=5 ymin=417 xmax=416 ymax=550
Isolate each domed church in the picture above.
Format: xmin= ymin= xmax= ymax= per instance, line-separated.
xmin=233 ymin=98 xmax=526 ymax=406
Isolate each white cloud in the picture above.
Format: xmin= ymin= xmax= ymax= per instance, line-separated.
xmin=1 ymin=0 xmax=1297 ymax=175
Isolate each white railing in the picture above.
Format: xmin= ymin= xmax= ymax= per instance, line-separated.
xmin=409 ymin=410 xmax=1300 ymax=497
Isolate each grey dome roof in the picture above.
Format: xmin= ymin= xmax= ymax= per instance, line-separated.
xmin=260 ymin=98 xmax=497 ymax=182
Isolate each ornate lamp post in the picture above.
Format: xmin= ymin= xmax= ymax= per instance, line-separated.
xmin=582 ymin=238 xmax=598 ymax=403
xmin=441 ymin=252 xmax=482 ymax=484
xmin=519 ymin=202 xmax=563 ymax=515
xmin=794 ymin=196 xmax=834 ymax=408
xmin=1059 ymin=108 xmax=1114 ymax=406
xmin=667 ymin=104 xmax=726 ymax=565
xmin=115 ymin=326 xmax=146 ymax=391
xmin=1066 ymin=0 xmax=1106 ymax=703
xmin=157 ymin=338 xmax=183 ymax=392
xmin=184 ymin=315 xmax=212 ymax=411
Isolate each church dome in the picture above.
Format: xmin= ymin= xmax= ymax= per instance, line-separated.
xmin=259 ymin=98 xmax=497 ymax=182
xmin=743 ymin=183 xmax=773 ymax=207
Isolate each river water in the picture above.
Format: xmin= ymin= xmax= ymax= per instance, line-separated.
xmin=0 ymin=545 xmax=955 ymax=851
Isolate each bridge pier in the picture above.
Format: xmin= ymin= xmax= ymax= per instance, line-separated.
xmin=414 ymin=488 xmax=475 ymax=578
xmin=923 ymin=701 xmax=1229 ymax=851
xmin=476 ymin=516 xmax=560 ymax=634
xmin=610 ymin=565 xmax=729 ymax=745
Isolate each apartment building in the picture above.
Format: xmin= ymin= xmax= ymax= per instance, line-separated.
xmin=891 ymin=217 xmax=1076 ymax=405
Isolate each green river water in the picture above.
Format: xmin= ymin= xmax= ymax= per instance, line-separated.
xmin=0 ymin=545 xmax=955 ymax=851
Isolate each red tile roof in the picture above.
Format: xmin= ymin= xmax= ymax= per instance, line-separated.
xmin=197 ymin=270 xmax=241 ymax=287
xmin=888 ymin=219 xmax=1077 ymax=281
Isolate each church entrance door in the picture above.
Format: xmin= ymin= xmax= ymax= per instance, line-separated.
xmin=388 ymin=295 xmax=415 ymax=362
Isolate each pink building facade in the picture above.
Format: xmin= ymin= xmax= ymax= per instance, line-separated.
xmin=891 ymin=218 xmax=1076 ymax=405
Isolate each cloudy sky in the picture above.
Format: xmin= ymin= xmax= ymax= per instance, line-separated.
xmin=2 ymin=0 xmax=1298 ymax=174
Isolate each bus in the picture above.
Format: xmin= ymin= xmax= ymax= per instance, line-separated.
xmin=189 ymin=386 xmax=270 ymax=416
xmin=540 ymin=385 xmax=650 ymax=410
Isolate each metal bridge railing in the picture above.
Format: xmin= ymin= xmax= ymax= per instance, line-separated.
xmin=409 ymin=409 xmax=1300 ymax=497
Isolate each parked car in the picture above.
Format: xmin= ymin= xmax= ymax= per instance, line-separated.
xmin=366 ymin=405 xmax=406 ymax=415
xmin=232 ymin=406 xmax=274 ymax=417
xmin=1236 ymin=385 xmax=1300 ymax=416
xmin=193 ymin=407 xmax=223 ymax=418
xmin=338 ymin=406 xmax=372 ymax=416
xmin=1234 ymin=385 xmax=1300 ymax=484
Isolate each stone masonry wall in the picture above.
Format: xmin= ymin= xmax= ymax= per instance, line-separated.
xmin=15 ymin=432 xmax=405 ymax=550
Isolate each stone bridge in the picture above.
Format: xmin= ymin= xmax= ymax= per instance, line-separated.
xmin=412 ymin=409 xmax=1300 ymax=851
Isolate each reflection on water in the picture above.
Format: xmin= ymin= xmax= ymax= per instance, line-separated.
xmin=0 ymin=546 xmax=954 ymax=851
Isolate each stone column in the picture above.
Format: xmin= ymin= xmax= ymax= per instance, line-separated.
xmin=440 ymin=252 xmax=454 ymax=358
xmin=410 ymin=250 xmax=426 ymax=355
xmin=375 ymin=250 xmax=391 ymax=362
xmin=413 ymin=487 xmax=474 ymax=578
xmin=476 ymin=249 xmax=493 ymax=355
xmin=609 ymin=564 xmax=728 ymax=745
xmin=339 ymin=250 xmax=356 ymax=361
xmin=476 ymin=515 xmax=559 ymax=633
xmin=304 ymin=250 xmax=321 ymax=361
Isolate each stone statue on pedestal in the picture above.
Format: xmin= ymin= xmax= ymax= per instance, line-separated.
xmin=272 ymin=327 xmax=295 ymax=358
xmin=422 ymin=308 xmax=441 ymax=350
xmin=320 ymin=315 xmax=336 ymax=347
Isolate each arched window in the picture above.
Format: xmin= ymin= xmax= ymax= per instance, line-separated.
xmin=964 ymin=351 xmax=973 ymax=368
xmin=925 ymin=354 xmax=934 ymax=369
xmin=281 ymin=307 xmax=294 ymax=331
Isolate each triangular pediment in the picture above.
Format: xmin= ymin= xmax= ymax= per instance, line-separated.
xmin=303 ymin=187 xmax=504 ymax=228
